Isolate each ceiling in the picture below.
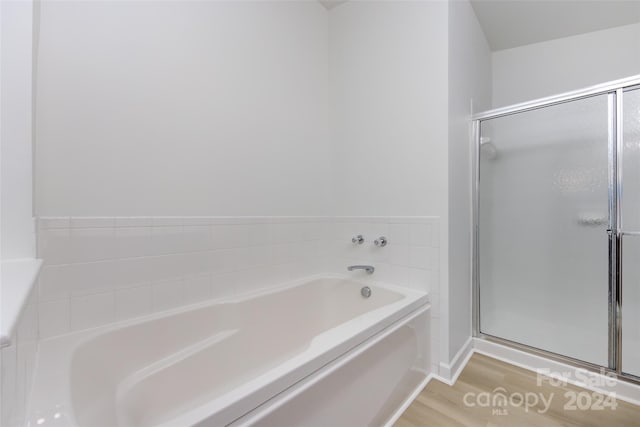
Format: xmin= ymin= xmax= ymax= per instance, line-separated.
xmin=470 ymin=0 xmax=640 ymax=51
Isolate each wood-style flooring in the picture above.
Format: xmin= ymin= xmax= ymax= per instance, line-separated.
xmin=395 ymin=353 xmax=640 ymax=427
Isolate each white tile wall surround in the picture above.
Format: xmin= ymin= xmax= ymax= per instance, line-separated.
xmin=0 ymin=215 xmax=439 ymax=427
xmin=36 ymin=217 xmax=333 ymax=339
xmin=35 ymin=216 xmax=441 ymax=366
xmin=1 ymin=284 xmax=38 ymax=427
xmin=115 ymin=284 xmax=153 ymax=321
xmin=325 ymin=217 xmax=439 ymax=291
xmin=70 ymin=292 xmax=116 ymax=332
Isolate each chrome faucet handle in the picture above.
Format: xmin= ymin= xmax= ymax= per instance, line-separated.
xmin=374 ymin=236 xmax=387 ymax=247
xmin=352 ymin=235 xmax=364 ymax=245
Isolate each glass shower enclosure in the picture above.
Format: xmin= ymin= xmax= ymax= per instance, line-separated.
xmin=473 ymin=76 xmax=640 ymax=382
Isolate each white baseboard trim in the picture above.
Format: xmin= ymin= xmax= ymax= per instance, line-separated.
xmin=473 ymin=337 xmax=640 ymax=406
xmin=386 ymin=336 xmax=640 ymax=425
xmin=438 ymin=336 xmax=474 ymax=385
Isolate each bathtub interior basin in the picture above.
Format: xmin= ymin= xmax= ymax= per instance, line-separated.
xmin=27 ymin=276 xmax=428 ymax=427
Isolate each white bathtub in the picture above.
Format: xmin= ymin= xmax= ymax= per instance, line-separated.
xmin=27 ymin=276 xmax=429 ymax=427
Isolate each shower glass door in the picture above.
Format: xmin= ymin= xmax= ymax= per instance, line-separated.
xmin=622 ymin=87 xmax=640 ymax=378
xmin=478 ymin=94 xmax=611 ymax=366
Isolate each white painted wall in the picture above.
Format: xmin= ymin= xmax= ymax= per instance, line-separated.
xmin=1 ymin=0 xmax=36 ymax=260
xmin=492 ymin=22 xmax=640 ymax=107
xmin=35 ymin=0 xmax=331 ymax=217
xmin=329 ymin=0 xmax=449 ymax=219
xmin=1 ymin=3 xmax=40 ymax=426
xmin=328 ymin=0 xmax=450 ymax=369
xmin=447 ymin=0 xmax=491 ymax=361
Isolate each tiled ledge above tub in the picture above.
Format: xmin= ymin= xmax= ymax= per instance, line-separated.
xmin=38 ymin=216 xmax=333 ymax=229
xmin=1 ymin=258 xmax=43 ymax=347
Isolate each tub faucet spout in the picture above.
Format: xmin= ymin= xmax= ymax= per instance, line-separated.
xmin=347 ymin=265 xmax=375 ymax=274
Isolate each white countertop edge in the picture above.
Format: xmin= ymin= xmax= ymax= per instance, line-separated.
xmin=1 ymin=258 xmax=43 ymax=348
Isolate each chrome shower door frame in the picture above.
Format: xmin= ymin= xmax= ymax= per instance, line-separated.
xmin=471 ymin=75 xmax=640 ymax=384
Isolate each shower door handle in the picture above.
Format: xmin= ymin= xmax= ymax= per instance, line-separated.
xmin=618 ymin=231 xmax=640 ymax=236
